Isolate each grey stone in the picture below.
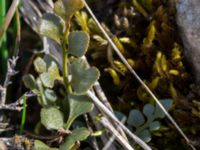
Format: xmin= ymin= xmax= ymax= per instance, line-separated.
xmin=176 ymin=0 xmax=200 ymax=83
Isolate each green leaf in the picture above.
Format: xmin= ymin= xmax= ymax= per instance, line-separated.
xmin=114 ymin=111 xmax=127 ymax=121
xmin=68 ymin=31 xmax=89 ymax=57
xmin=65 ymin=94 xmax=94 ymax=129
xmin=70 ymin=58 xmax=100 ymax=94
xmin=48 ymin=61 xmax=61 ymax=80
xmin=149 ymin=121 xmax=160 ymax=131
xmin=143 ymin=104 xmax=155 ymax=120
xmin=23 ymin=74 xmax=37 ymax=91
xmin=44 ymin=89 xmax=57 ymax=103
xmin=40 ymin=72 xmax=55 ymax=88
xmin=41 ymin=107 xmax=64 ymax=130
xmin=71 ymin=127 xmax=90 ymax=141
xmin=54 ymin=0 xmax=84 ymax=19
xmin=60 ymin=127 xmax=90 ymax=150
xmin=138 ymin=129 xmax=151 ymax=143
xmin=36 ymin=78 xmax=47 ymax=106
xmin=35 ymin=140 xmax=49 ymax=150
xmin=155 ymin=99 xmax=173 ymax=119
xmin=38 ymin=13 xmax=64 ymax=44
xmin=34 ymin=57 xmax=47 ymax=73
xmin=63 ymin=0 xmax=85 ymax=14
xmin=54 ymin=0 xmax=67 ymax=20
xmin=34 ymin=140 xmax=58 ymax=150
xmin=44 ymin=54 xmax=58 ymax=68
xmin=127 ymin=109 xmax=145 ymax=128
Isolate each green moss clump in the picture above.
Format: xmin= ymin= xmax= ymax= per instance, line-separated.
xmin=73 ymin=0 xmax=200 ymax=149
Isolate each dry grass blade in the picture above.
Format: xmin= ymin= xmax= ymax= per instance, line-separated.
xmin=87 ymin=91 xmax=151 ymax=150
xmin=82 ymin=56 xmax=128 ymax=141
xmin=89 ymin=105 xmax=118 ymax=150
xmin=0 ymin=0 xmax=20 ymax=40
xmin=101 ymin=116 xmax=127 ymax=150
xmin=100 ymin=117 xmax=134 ymax=150
xmin=82 ymin=0 xmax=196 ymax=150
xmin=84 ymin=114 xmax=100 ymax=150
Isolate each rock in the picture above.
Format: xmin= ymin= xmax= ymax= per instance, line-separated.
xmin=176 ymin=0 xmax=200 ymax=83
xmin=0 ymin=141 xmax=7 ymax=150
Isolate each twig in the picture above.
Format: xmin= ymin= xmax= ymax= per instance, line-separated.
xmin=25 ymin=128 xmax=70 ymax=146
xmin=83 ymin=1 xmax=196 ymax=150
xmin=3 ymin=57 xmax=19 ymax=87
xmin=0 ymin=127 xmax=14 ymax=133
xmin=89 ymin=105 xmax=118 ymax=150
xmin=0 ymin=0 xmax=20 ymax=39
xmin=0 ymin=123 xmax=8 ymax=129
xmin=0 ymin=105 xmax=22 ymax=111
xmin=24 ymin=130 xmax=66 ymax=141
xmin=93 ymin=81 xmax=129 ymax=141
xmin=87 ymin=91 xmax=151 ymax=150
xmin=0 ymin=57 xmax=34 ymax=111
xmin=100 ymin=117 xmax=134 ymax=150
xmin=0 ymin=57 xmax=19 ymax=105
xmin=93 ymin=82 xmax=113 ymax=111
xmin=0 ymin=92 xmax=35 ymax=111
xmin=84 ymin=114 xmax=100 ymax=150
xmin=82 ymin=56 xmax=113 ymax=111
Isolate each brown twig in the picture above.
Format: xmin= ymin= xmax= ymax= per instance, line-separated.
xmin=24 ymin=131 xmax=60 ymax=141
xmin=25 ymin=128 xmax=70 ymax=141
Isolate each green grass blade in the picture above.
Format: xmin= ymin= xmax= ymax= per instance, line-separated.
xmin=0 ymin=0 xmax=8 ymax=76
xmin=20 ymin=96 xmax=27 ymax=134
xmin=0 ymin=0 xmax=6 ymax=27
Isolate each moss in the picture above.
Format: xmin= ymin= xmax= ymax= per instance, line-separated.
xmin=73 ymin=0 xmax=200 ymax=148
